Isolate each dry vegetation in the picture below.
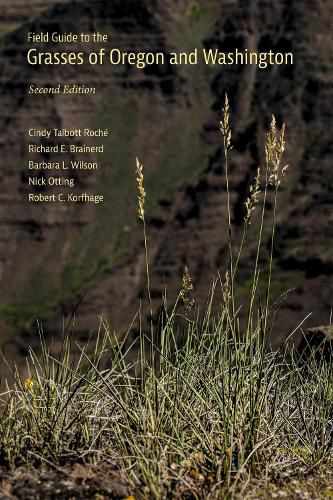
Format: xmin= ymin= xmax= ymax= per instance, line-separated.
xmin=0 ymin=99 xmax=332 ymax=499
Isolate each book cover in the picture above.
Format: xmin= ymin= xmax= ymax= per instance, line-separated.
xmin=0 ymin=1 xmax=332 ymax=497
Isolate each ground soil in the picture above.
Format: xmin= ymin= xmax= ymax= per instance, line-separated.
xmin=0 ymin=463 xmax=332 ymax=499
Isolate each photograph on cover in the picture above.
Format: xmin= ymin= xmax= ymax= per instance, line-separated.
xmin=0 ymin=0 xmax=332 ymax=497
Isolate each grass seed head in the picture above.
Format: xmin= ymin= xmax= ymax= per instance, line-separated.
xmin=180 ymin=265 xmax=195 ymax=316
xmin=222 ymin=270 xmax=231 ymax=305
xmin=136 ymin=157 xmax=146 ymax=221
xmin=245 ymin=167 xmax=261 ymax=225
xmin=220 ymin=94 xmax=232 ymax=152
xmin=265 ymin=116 xmax=288 ymax=187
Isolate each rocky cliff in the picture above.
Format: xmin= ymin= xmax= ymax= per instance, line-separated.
xmin=0 ymin=0 xmax=332 ymax=355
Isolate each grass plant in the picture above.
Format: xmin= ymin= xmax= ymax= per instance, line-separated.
xmin=0 ymin=99 xmax=331 ymax=498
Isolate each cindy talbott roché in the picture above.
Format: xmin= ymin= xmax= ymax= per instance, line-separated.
xmin=28 ymin=84 xmax=96 ymax=95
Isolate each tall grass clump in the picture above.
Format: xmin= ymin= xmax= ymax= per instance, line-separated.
xmin=0 ymin=99 xmax=332 ymax=498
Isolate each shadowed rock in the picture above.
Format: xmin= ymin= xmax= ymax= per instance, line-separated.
xmin=298 ymin=325 xmax=333 ymax=362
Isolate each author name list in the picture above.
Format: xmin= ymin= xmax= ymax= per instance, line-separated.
xmin=26 ymin=128 xmax=110 ymax=205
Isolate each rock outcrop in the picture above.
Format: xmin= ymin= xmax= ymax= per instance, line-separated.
xmin=0 ymin=0 xmax=332 ymax=354
xmin=298 ymin=325 xmax=333 ymax=362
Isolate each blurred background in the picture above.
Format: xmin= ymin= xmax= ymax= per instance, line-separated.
xmin=0 ymin=0 xmax=332 ymax=361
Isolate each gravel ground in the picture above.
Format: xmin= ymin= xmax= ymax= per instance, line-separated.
xmin=0 ymin=463 xmax=332 ymax=499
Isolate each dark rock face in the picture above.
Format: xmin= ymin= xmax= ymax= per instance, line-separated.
xmin=299 ymin=325 xmax=333 ymax=354
xmin=0 ymin=0 xmax=332 ymax=351
xmin=298 ymin=325 xmax=333 ymax=363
